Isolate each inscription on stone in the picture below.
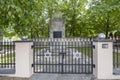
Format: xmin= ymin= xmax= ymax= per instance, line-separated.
xmin=53 ymin=31 xmax=62 ymax=38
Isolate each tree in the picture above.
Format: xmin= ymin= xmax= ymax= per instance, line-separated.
xmin=0 ymin=0 xmax=119 ymax=39
xmin=61 ymin=0 xmax=88 ymax=37
xmin=87 ymin=0 xmax=120 ymax=38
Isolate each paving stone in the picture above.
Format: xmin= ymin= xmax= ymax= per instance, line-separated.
xmin=0 ymin=74 xmax=120 ymax=80
xmin=0 ymin=69 xmax=15 ymax=74
xmin=31 ymin=74 xmax=94 ymax=80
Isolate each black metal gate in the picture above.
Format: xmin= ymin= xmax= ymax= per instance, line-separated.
xmin=33 ymin=38 xmax=93 ymax=74
xmin=113 ymin=39 xmax=120 ymax=68
xmin=0 ymin=40 xmax=15 ymax=69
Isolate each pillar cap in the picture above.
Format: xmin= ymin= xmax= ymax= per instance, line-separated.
xmin=93 ymin=39 xmax=115 ymax=42
xmin=14 ymin=40 xmax=33 ymax=43
xmin=98 ymin=33 xmax=106 ymax=39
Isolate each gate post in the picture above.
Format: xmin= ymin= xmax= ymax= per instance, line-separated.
xmin=15 ymin=40 xmax=33 ymax=78
xmin=93 ymin=38 xmax=113 ymax=79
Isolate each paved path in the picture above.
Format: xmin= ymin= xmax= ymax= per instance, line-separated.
xmin=31 ymin=74 xmax=94 ymax=80
xmin=0 ymin=70 xmax=120 ymax=80
xmin=0 ymin=68 xmax=15 ymax=74
xmin=113 ymin=68 xmax=120 ymax=75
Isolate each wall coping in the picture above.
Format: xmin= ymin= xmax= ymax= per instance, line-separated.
xmin=93 ymin=39 xmax=115 ymax=42
xmin=14 ymin=40 xmax=33 ymax=43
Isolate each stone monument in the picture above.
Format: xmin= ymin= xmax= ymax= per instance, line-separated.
xmin=50 ymin=12 xmax=65 ymax=38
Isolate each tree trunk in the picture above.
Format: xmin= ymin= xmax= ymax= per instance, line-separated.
xmin=69 ymin=0 xmax=76 ymax=37
xmin=70 ymin=14 xmax=76 ymax=37
xmin=105 ymin=13 xmax=110 ymax=39
xmin=105 ymin=25 xmax=109 ymax=39
xmin=0 ymin=32 xmax=3 ymax=41
xmin=0 ymin=32 xmax=3 ymax=51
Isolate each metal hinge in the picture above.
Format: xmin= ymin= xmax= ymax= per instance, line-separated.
xmin=32 ymin=64 xmax=34 ymax=67
xmin=31 ymin=45 xmax=34 ymax=49
xmin=92 ymin=45 xmax=95 ymax=49
xmin=93 ymin=64 xmax=95 ymax=68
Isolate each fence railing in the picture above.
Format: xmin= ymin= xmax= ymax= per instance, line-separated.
xmin=0 ymin=40 xmax=15 ymax=69
xmin=113 ymin=38 xmax=120 ymax=68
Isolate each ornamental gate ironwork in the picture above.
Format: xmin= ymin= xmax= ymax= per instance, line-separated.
xmin=33 ymin=38 xmax=94 ymax=74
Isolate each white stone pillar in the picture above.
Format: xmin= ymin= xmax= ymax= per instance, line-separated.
xmin=15 ymin=41 xmax=33 ymax=78
xmin=93 ymin=39 xmax=113 ymax=79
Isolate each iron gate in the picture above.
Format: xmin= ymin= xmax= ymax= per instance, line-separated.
xmin=113 ymin=39 xmax=120 ymax=68
xmin=33 ymin=38 xmax=94 ymax=74
xmin=0 ymin=40 xmax=15 ymax=69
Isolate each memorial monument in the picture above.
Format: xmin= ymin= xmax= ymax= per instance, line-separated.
xmin=50 ymin=12 xmax=65 ymax=38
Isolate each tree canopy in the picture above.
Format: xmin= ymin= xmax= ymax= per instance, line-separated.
xmin=0 ymin=0 xmax=120 ymax=39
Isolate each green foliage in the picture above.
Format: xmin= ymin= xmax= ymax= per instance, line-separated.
xmin=115 ymin=30 xmax=120 ymax=36
xmin=87 ymin=0 xmax=120 ymax=38
xmin=0 ymin=0 xmax=120 ymax=38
